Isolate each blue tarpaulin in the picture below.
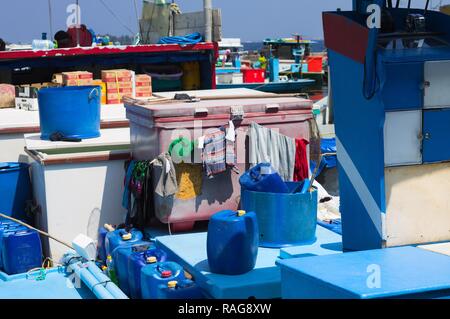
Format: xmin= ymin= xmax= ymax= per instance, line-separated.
xmin=310 ymin=138 xmax=337 ymax=176
xmin=158 ymin=32 xmax=203 ymax=45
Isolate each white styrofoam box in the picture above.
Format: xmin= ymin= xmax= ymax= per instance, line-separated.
xmin=72 ymin=234 xmax=97 ymax=261
xmin=384 ymin=110 xmax=422 ymax=166
xmin=15 ymin=97 xmax=39 ymax=111
xmin=424 ymin=60 xmax=450 ymax=109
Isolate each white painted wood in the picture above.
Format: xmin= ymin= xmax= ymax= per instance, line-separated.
xmin=29 ymin=156 xmax=128 ymax=261
xmin=24 ymin=127 xmax=130 ymax=151
xmin=0 ymin=104 xmax=126 ymax=130
xmin=384 ymin=110 xmax=422 ymax=166
xmin=418 ymin=242 xmax=450 ymax=256
xmin=385 ymin=163 xmax=450 ymax=247
xmin=0 ymin=133 xmax=29 ymax=163
xmin=424 ymin=60 xmax=450 ymax=109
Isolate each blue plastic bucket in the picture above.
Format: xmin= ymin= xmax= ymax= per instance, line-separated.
xmin=0 ymin=162 xmax=32 ymax=223
xmin=38 ymin=86 xmax=101 ymax=140
xmin=241 ymin=182 xmax=318 ymax=248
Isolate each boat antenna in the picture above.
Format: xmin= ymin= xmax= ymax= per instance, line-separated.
xmin=425 ymin=0 xmax=430 ymax=14
xmin=76 ymin=0 xmax=80 ymax=47
xmin=48 ymin=0 xmax=54 ymax=40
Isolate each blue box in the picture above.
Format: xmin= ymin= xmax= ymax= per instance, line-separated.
xmin=277 ymin=246 xmax=450 ymax=299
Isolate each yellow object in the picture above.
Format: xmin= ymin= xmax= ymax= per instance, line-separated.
xmin=92 ymin=80 xmax=107 ymax=105
xmin=259 ymin=56 xmax=267 ymax=70
xmin=168 ymin=280 xmax=178 ymax=288
xmin=175 ymin=163 xmax=203 ymax=200
xmin=107 ymin=255 xmax=112 ymax=261
xmin=441 ymin=5 xmax=450 ymax=15
xmin=237 ymin=210 xmax=246 ymax=217
xmin=146 ymin=256 xmax=157 ymax=264
xmin=181 ymin=62 xmax=201 ymax=90
xmin=121 ymin=233 xmax=132 ymax=241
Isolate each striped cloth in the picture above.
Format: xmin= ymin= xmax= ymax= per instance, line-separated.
xmin=202 ymin=126 xmax=238 ymax=177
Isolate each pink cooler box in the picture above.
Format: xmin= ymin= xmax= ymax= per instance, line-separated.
xmin=125 ymin=95 xmax=313 ymax=231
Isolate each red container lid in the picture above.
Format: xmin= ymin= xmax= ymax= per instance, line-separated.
xmin=161 ymin=270 xmax=172 ymax=278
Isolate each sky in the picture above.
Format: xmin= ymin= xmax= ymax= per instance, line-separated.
xmin=0 ymin=0 xmax=445 ymax=43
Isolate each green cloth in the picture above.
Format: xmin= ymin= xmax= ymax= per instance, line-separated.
xmin=168 ymin=137 xmax=194 ymax=162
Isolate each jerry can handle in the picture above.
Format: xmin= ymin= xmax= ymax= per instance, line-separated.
xmin=88 ymin=87 xmax=100 ymax=102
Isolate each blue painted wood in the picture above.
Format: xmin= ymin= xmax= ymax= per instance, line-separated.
xmin=423 ymin=109 xmax=450 ymax=163
xmin=216 ymin=79 xmax=315 ymax=93
xmin=155 ymin=225 xmax=340 ymax=299
xmin=277 ymin=246 xmax=450 ymax=299
xmin=380 ymin=62 xmax=423 ymax=111
xmin=328 ymin=50 xmax=385 ymax=251
xmin=279 ymin=225 xmax=342 ymax=259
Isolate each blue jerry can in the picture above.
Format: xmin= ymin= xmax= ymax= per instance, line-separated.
xmin=141 ymin=261 xmax=184 ymax=299
xmin=156 ymin=279 xmax=205 ymax=299
xmin=128 ymin=247 xmax=168 ymax=299
xmin=207 ymin=210 xmax=259 ymax=275
xmin=105 ymin=228 xmax=143 ymax=257
xmin=2 ymin=230 xmax=42 ymax=275
xmin=112 ymin=241 xmax=151 ymax=296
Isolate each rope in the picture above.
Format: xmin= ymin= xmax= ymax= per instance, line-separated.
xmin=0 ymin=213 xmax=73 ymax=250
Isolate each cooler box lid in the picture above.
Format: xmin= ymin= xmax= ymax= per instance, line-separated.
xmin=124 ymin=96 xmax=313 ymax=120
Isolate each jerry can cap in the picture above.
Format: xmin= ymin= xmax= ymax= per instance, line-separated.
xmin=146 ymin=256 xmax=157 ymax=264
xmin=161 ymin=270 xmax=172 ymax=278
xmin=122 ymin=232 xmax=132 ymax=241
xmin=237 ymin=210 xmax=246 ymax=217
xmin=168 ymin=280 xmax=178 ymax=288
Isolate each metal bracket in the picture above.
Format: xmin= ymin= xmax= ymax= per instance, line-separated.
xmin=230 ymin=105 xmax=244 ymax=121
xmin=265 ymin=103 xmax=280 ymax=113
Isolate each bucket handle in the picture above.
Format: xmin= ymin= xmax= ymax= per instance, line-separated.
xmin=88 ymin=87 xmax=100 ymax=103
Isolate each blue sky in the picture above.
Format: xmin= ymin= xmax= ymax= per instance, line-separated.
xmin=0 ymin=0 xmax=441 ymax=43
xmin=0 ymin=0 xmax=351 ymax=43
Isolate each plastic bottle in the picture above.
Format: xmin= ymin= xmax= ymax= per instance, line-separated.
xmin=32 ymin=39 xmax=55 ymax=50
xmin=106 ymin=255 xmax=118 ymax=285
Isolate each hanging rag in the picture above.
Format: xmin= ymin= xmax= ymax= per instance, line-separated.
xmin=175 ymin=163 xmax=203 ymax=200
xmin=225 ymin=121 xmax=239 ymax=174
xmin=153 ymin=153 xmax=178 ymax=197
xmin=294 ymin=138 xmax=310 ymax=182
xmin=122 ymin=160 xmax=136 ymax=210
xmin=202 ymin=128 xmax=226 ymax=177
xmin=248 ymin=122 xmax=296 ymax=181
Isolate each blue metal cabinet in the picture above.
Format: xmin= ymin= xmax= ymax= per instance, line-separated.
xmin=423 ymin=109 xmax=450 ymax=163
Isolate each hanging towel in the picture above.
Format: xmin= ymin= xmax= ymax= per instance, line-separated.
xmin=249 ymin=122 xmax=296 ymax=181
xmin=153 ymin=153 xmax=178 ymax=197
xmin=294 ymin=138 xmax=310 ymax=182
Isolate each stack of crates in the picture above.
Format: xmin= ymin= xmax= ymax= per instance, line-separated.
xmin=135 ymin=74 xmax=152 ymax=98
xmin=62 ymin=71 xmax=93 ymax=86
xmin=101 ymin=69 xmax=133 ymax=104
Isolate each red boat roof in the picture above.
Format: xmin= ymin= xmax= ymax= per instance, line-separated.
xmin=0 ymin=43 xmax=216 ymax=60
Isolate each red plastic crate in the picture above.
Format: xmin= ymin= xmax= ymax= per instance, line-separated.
xmin=306 ymin=56 xmax=323 ymax=73
xmin=242 ymin=69 xmax=265 ymax=83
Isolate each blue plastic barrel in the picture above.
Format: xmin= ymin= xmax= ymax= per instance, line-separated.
xmin=128 ymin=247 xmax=168 ymax=299
xmin=2 ymin=230 xmax=42 ymax=275
xmin=207 ymin=210 xmax=259 ymax=275
xmin=37 ymin=86 xmax=101 ymax=140
xmin=97 ymin=227 xmax=108 ymax=262
xmin=0 ymin=162 xmax=32 ymax=222
xmin=141 ymin=261 xmax=184 ymax=299
xmin=105 ymin=228 xmax=143 ymax=257
xmin=239 ymin=163 xmax=289 ymax=193
xmin=112 ymin=242 xmax=152 ymax=296
xmin=156 ymin=279 xmax=205 ymax=299
xmin=241 ymin=182 xmax=318 ymax=248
